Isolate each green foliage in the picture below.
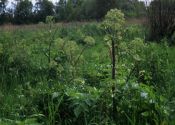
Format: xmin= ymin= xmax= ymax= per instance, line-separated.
xmin=0 ymin=21 xmax=175 ymax=125
xmin=120 ymin=38 xmax=173 ymax=88
xmin=115 ymin=82 xmax=168 ymax=125
xmin=123 ymin=25 xmax=148 ymax=41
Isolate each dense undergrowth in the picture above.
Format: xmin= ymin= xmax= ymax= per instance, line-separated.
xmin=0 ymin=17 xmax=175 ymax=125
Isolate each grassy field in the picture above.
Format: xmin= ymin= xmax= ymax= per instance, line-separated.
xmin=0 ymin=21 xmax=175 ymax=125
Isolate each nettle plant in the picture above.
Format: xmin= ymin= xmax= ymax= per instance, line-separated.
xmin=101 ymin=9 xmax=125 ymax=122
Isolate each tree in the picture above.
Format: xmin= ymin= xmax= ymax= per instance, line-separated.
xmin=96 ymin=0 xmax=117 ymax=19
xmin=0 ymin=0 xmax=7 ymax=14
xmin=34 ymin=0 xmax=54 ymax=22
xmin=80 ymin=0 xmax=97 ymax=20
xmin=0 ymin=0 xmax=8 ymax=24
xmin=13 ymin=0 xmax=33 ymax=24
xmin=148 ymin=0 xmax=175 ymax=42
xmin=115 ymin=0 xmax=146 ymax=17
xmin=134 ymin=0 xmax=146 ymax=17
xmin=70 ymin=0 xmax=84 ymax=21
xmin=101 ymin=9 xmax=125 ymax=123
xmin=55 ymin=0 xmax=66 ymax=21
xmin=64 ymin=0 xmax=74 ymax=21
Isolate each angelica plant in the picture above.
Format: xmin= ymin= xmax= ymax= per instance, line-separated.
xmin=101 ymin=9 xmax=125 ymax=122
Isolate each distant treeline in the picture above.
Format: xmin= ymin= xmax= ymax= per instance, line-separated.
xmin=0 ymin=0 xmax=146 ymax=25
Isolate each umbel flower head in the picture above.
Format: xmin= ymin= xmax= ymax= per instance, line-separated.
xmin=101 ymin=9 xmax=125 ymax=33
xmin=84 ymin=36 xmax=95 ymax=46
